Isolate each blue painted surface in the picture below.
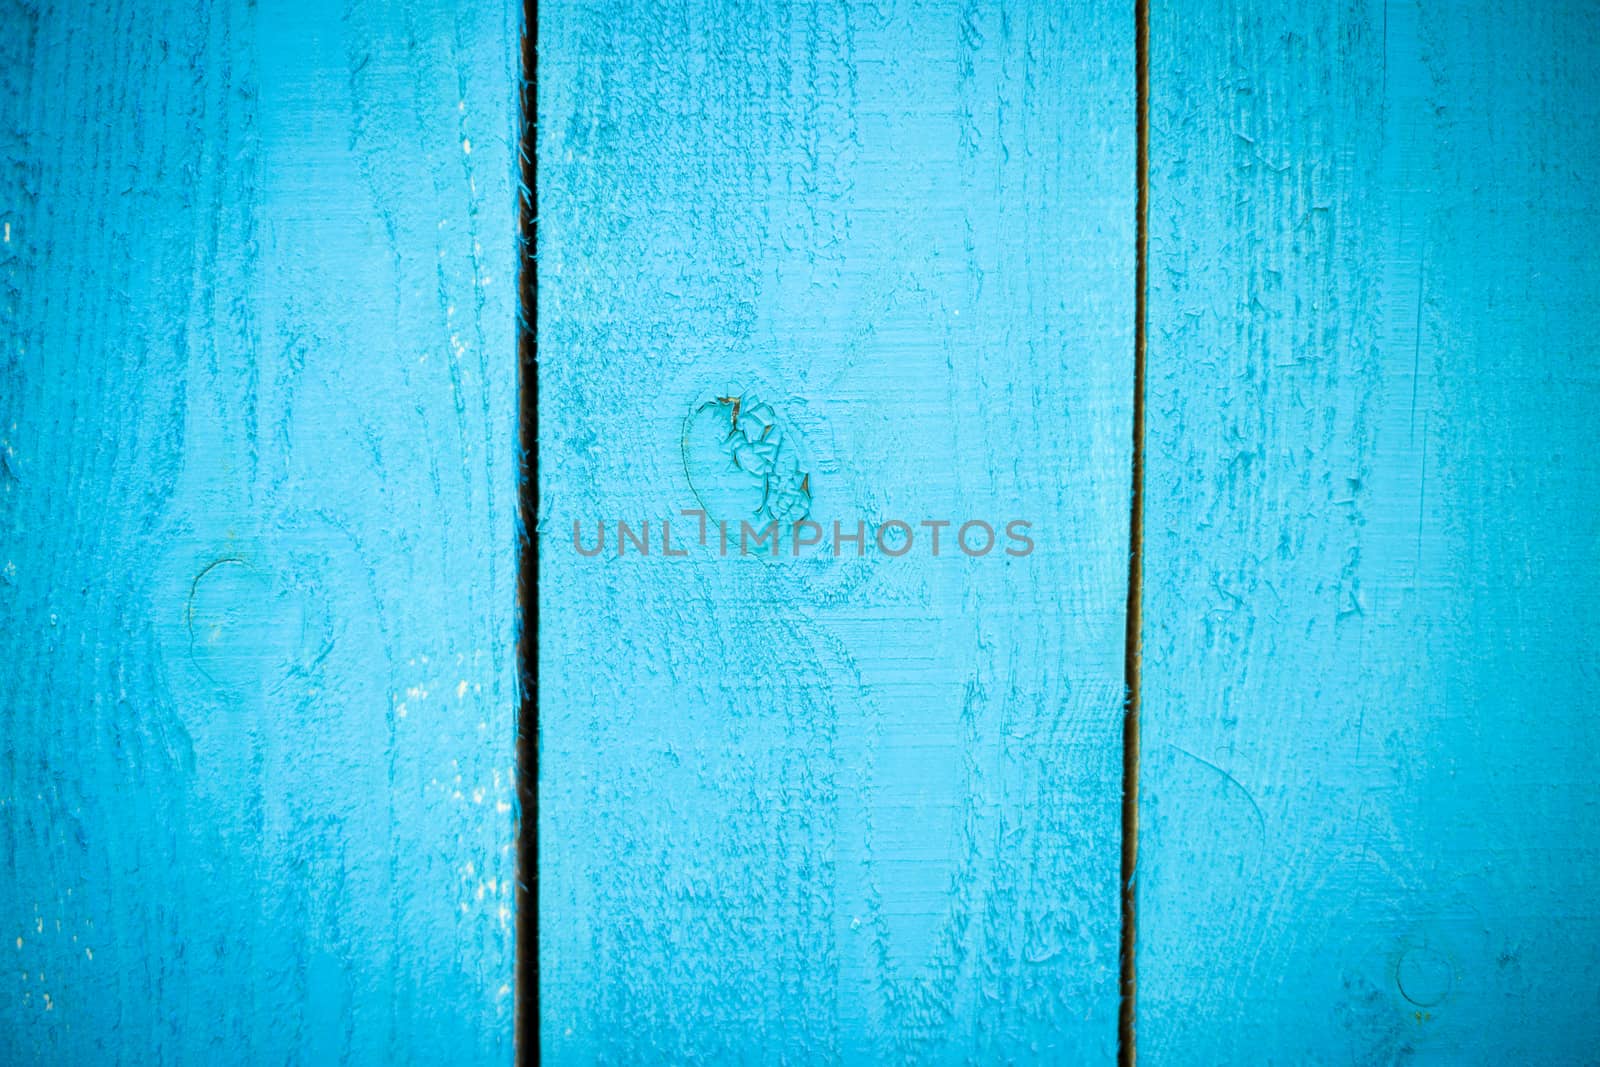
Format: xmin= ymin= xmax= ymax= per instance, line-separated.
xmin=0 ymin=0 xmax=517 ymax=1062
xmin=1139 ymin=0 xmax=1600 ymax=1061
xmin=4 ymin=0 xmax=1595 ymax=1060
xmin=538 ymin=0 xmax=1133 ymax=1060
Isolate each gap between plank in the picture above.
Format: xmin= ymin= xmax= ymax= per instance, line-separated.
xmin=516 ymin=0 xmax=540 ymax=1062
xmin=1120 ymin=0 xmax=1150 ymax=1061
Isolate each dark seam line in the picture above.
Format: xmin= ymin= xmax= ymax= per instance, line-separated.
xmin=1120 ymin=0 xmax=1150 ymax=1061
xmin=516 ymin=0 xmax=539 ymax=1062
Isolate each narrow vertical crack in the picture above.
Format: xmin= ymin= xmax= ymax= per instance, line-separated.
xmin=515 ymin=0 xmax=540 ymax=1062
xmin=1119 ymin=0 xmax=1150 ymax=1061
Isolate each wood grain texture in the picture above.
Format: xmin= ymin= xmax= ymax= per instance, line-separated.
xmin=0 ymin=1 xmax=517 ymax=1062
xmin=537 ymin=0 xmax=1133 ymax=1060
xmin=1139 ymin=0 xmax=1600 ymax=1060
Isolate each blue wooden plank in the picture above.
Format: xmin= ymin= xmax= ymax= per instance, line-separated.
xmin=538 ymin=1 xmax=1134 ymax=1060
xmin=0 ymin=0 xmax=518 ymax=1061
xmin=1139 ymin=0 xmax=1600 ymax=1060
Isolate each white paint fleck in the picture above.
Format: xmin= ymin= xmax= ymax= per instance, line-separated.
xmin=456 ymin=680 xmax=469 ymax=700
xmin=462 ymin=138 xmax=472 ymax=155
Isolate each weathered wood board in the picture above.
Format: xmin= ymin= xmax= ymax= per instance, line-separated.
xmin=537 ymin=0 xmax=1134 ymax=1060
xmin=0 ymin=1 xmax=518 ymax=1062
xmin=1138 ymin=0 xmax=1600 ymax=1060
xmin=6 ymin=0 xmax=1595 ymax=1059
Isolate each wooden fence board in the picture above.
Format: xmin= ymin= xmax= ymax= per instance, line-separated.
xmin=537 ymin=1 xmax=1134 ymax=1059
xmin=1138 ymin=0 xmax=1600 ymax=1060
xmin=0 ymin=1 xmax=518 ymax=1062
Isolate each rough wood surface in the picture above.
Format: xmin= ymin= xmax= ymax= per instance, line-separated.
xmin=7 ymin=0 xmax=1593 ymax=1059
xmin=1138 ymin=0 xmax=1600 ymax=1060
xmin=0 ymin=1 xmax=517 ymax=1062
xmin=537 ymin=0 xmax=1134 ymax=1060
